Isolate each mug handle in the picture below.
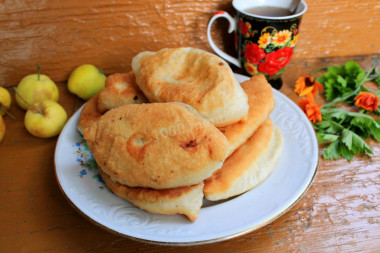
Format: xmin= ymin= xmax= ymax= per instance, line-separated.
xmin=207 ymin=11 xmax=241 ymax=68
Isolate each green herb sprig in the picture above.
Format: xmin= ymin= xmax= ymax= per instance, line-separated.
xmin=311 ymin=57 xmax=380 ymax=160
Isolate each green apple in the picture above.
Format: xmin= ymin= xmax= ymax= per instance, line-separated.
xmin=15 ymin=67 xmax=59 ymax=110
xmin=24 ymin=100 xmax=67 ymax=138
xmin=0 ymin=87 xmax=11 ymax=116
xmin=68 ymin=64 xmax=106 ymax=100
xmin=0 ymin=116 xmax=5 ymax=143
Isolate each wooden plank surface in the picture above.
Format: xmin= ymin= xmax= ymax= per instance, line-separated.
xmin=0 ymin=55 xmax=379 ymax=252
xmin=1 ymin=0 xmax=380 ymax=87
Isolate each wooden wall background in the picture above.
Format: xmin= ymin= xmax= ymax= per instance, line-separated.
xmin=1 ymin=0 xmax=380 ymax=87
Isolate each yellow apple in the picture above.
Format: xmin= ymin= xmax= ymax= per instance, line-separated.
xmin=68 ymin=64 xmax=106 ymax=100
xmin=0 ymin=116 xmax=5 ymax=143
xmin=15 ymin=69 xmax=59 ymax=110
xmin=0 ymin=87 xmax=11 ymax=116
xmin=24 ymin=100 xmax=67 ymax=138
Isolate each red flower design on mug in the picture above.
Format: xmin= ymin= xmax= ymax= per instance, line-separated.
xmin=238 ymin=20 xmax=248 ymax=35
xmin=244 ymin=43 xmax=266 ymax=65
xmin=213 ymin=10 xmax=226 ymax=16
xmin=258 ymin=47 xmax=293 ymax=75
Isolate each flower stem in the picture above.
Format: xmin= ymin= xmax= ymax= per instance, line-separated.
xmin=311 ymin=66 xmax=328 ymax=75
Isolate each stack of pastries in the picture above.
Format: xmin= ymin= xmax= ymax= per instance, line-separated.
xmin=78 ymin=47 xmax=283 ymax=222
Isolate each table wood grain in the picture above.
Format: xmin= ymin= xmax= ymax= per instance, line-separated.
xmin=0 ymin=55 xmax=379 ymax=252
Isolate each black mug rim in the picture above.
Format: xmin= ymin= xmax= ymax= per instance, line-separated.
xmin=232 ymin=0 xmax=307 ymax=20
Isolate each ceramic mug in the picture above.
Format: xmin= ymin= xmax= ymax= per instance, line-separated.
xmin=207 ymin=0 xmax=307 ymax=89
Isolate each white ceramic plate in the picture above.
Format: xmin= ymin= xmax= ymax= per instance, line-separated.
xmin=55 ymin=74 xmax=319 ymax=245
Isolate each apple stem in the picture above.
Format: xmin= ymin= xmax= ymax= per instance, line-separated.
xmin=0 ymin=105 xmax=16 ymax=120
xmin=13 ymin=87 xmax=43 ymax=115
xmin=5 ymin=110 xmax=16 ymax=120
xmin=13 ymin=87 xmax=31 ymax=107
xmin=37 ymin=65 xmax=40 ymax=81
xmin=30 ymin=105 xmax=44 ymax=116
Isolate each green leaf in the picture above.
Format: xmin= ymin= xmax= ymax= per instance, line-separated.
xmin=317 ymin=133 xmax=339 ymax=143
xmin=375 ymin=106 xmax=380 ymax=116
xmin=336 ymin=75 xmax=347 ymax=88
xmin=350 ymin=115 xmax=373 ymax=129
xmin=345 ymin=61 xmax=365 ymax=86
xmin=369 ymin=121 xmax=380 ymax=141
xmin=321 ymin=107 xmax=380 ymax=140
xmin=316 ymin=60 xmax=368 ymax=103
xmin=339 ymin=141 xmax=354 ymax=160
xmin=315 ymin=120 xmax=344 ymax=134
xmin=355 ymin=70 xmax=366 ymax=88
xmin=349 ymin=122 xmax=371 ymax=139
xmin=323 ymin=80 xmax=337 ymax=101
xmin=375 ymin=75 xmax=380 ymax=88
xmin=321 ymin=129 xmax=373 ymax=160
xmin=325 ymin=108 xmax=347 ymax=121
xmin=350 ymin=130 xmax=373 ymax=155
xmin=326 ymin=66 xmax=341 ymax=75
xmin=312 ymin=58 xmax=379 ymax=161
xmin=341 ymin=129 xmax=353 ymax=149
xmin=345 ymin=61 xmax=362 ymax=72
xmin=323 ymin=140 xmax=341 ymax=160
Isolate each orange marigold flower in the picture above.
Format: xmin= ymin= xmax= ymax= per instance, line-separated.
xmin=299 ymin=94 xmax=322 ymax=123
xmin=354 ymin=91 xmax=379 ymax=111
xmin=295 ymin=75 xmax=324 ymax=97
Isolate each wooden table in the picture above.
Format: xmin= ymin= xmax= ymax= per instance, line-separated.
xmin=1 ymin=55 xmax=379 ymax=252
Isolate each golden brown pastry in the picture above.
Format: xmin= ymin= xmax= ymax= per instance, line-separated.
xmin=97 ymin=72 xmax=147 ymax=113
xmin=218 ymin=74 xmax=275 ymax=156
xmin=99 ymin=168 xmax=204 ymax=222
xmin=83 ymin=102 xmax=229 ymax=189
xmin=204 ymin=119 xmax=283 ymax=201
xmin=131 ymin=47 xmax=249 ymax=127
xmin=77 ymin=93 xmax=102 ymax=135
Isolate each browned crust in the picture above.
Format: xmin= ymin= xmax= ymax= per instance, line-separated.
xmin=99 ymin=168 xmax=203 ymax=221
xmin=77 ymin=93 xmax=102 ymax=134
xmin=204 ymin=119 xmax=274 ymax=195
xmin=83 ymin=103 xmax=228 ymax=189
xmin=97 ymin=72 xmax=147 ymax=113
xmin=218 ymin=74 xmax=275 ymax=155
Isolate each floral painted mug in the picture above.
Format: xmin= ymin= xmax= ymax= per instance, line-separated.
xmin=207 ymin=0 xmax=307 ymax=89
